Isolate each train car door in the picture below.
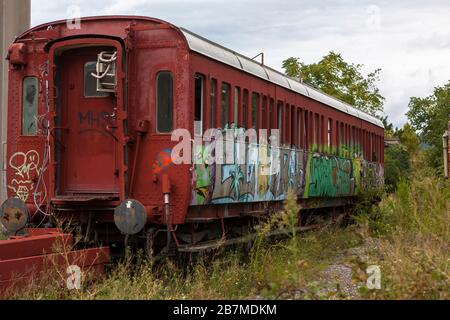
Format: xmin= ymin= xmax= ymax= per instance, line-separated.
xmin=56 ymin=46 xmax=119 ymax=197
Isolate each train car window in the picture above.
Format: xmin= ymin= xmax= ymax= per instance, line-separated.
xmin=156 ymin=71 xmax=174 ymax=133
xmin=269 ymin=98 xmax=274 ymax=130
xmin=363 ymin=129 xmax=366 ymax=158
xmin=344 ymin=124 xmax=347 ymax=150
xmin=356 ymin=128 xmax=359 ymax=156
xmin=321 ymin=115 xmax=325 ymax=152
xmin=297 ymin=108 xmax=302 ymax=148
xmin=262 ymin=95 xmax=268 ymax=130
xmin=364 ymin=131 xmax=369 ymax=160
xmin=370 ymin=132 xmax=373 ymax=160
xmin=22 ymin=77 xmax=38 ymax=135
xmin=376 ymin=135 xmax=379 ymax=162
xmin=314 ymin=113 xmax=319 ymax=148
xmin=285 ymin=104 xmax=290 ymax=145
xmin=350 ymin=125 xmax=353 ymax=153
xmin=251 ymin=93 xmax=259 ymax=130
xmin=348 ymin=125 xmax=351 ymax=152
xmin=309 ymin=111 xmax=313 ymax=149
xmin=234 ymin=87 xmax=240 ymax=125
xmin=356 ymin=129 xmax=359 ymax=155
xmin=221 ymin=82 xmax=230 ymax=127
xmin=378 ymin=135 xmax=381 ymax=162
xmin=361 ymin=130 xmax=364 ymax=159
xmin=359 ymin=128 xmax=362 ymax=156
xmin=374 ymin=133 xmax=377 ymax=161
xmin=375 ymin=135 xmax=380 ymax=161
xmin=373 ymin=134 xmax=376 ymax=161
xmin=291 ymin=106 xmax=296 ymax=147
xmin=242 ymin=89 xmax=249 ymax=127
xmin=327 ymin=118 xmax=332 ymax=152
xmin=352 ymin=126 xmax=356 ymax=155
xmin=369 ymin=133 xmax=373 ymax=161
xmin=370 ymin=133 xmax=375 ymax=161
xmin=304 ymin=110 xmax=309 ymax=149
xmin=346 ymin=124 xmax=349 ymax=152
xmin=381 ymin=135 xmax=384 ymax=162
xmin=277 ymin=101 xmax=283 ymax=144
xmin=84 ymin=62 xmax=110 ymax=98
xmin=365 ymin=130 xmax=368 ymax=160
xmin=194 ymin=74 xmax=204 ymax=136
xmin=366 ymin=130 xmax=369 ymax=160
xmin=210 ymin=79 xmax=217 ymax=128
xmin=349 ymin=125 xmax=353 ymax=154
xmin=374 ymin=134 xmax=378 ymax=162
xmin=336 ymin=121 xmax=340 ymax=154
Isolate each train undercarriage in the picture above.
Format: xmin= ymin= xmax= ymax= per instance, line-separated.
xmin=22 ymin=196 xmax=357 ymax=259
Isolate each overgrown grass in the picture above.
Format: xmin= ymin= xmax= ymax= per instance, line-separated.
xmin=13 ymin=191 xmax=361 ymax=300
xmin=356 ymin=167 xmax=449 ymax=299
xmin=9 ymin=167 xmax=449 ymax=300
xmin=28 ymin=227 xmax=359 ymax=300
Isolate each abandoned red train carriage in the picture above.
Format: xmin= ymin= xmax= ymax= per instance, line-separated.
xmin=2 ymin=16 xmax=384 ymax=250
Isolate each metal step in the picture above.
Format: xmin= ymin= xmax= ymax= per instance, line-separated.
xmin=52 ymin=193 xmax=119 ymax=203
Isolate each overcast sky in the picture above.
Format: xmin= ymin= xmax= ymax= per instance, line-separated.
xmin=31 ymin=0 xmax=450 ymax=128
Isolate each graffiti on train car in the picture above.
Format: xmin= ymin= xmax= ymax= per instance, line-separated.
xmin=7 ymin=150 xmax=41 ymax=202
xmin=305 ymin=154 xmax=353 ymax=198
xmin=201 ymin=148 xmax=305 ymax=204
xmin=190 ymin=125 xmax=384 ymax=206
xmin=153 ymin=149 xmax=173 ymax=175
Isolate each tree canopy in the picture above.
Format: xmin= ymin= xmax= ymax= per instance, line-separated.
xmin=282 ymin=52 xmax=385 ymax=115
xmin=398 ymin=123 xmax=420 ymax=157
xmin=406 ymin=81 xmax=450 ymax=171
xmin=381 ymin=115 xmax=395 ymax=138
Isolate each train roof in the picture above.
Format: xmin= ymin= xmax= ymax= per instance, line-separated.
xmin=180 ymin=28 xmax=384 ymax=128
xmin=18 ymin=15 xmax=383 ymax=128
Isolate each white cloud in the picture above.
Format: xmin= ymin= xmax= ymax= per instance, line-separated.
xmin=31 ymin=0 xmax=450 ymax=128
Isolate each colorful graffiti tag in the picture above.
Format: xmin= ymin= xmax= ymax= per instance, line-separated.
xmin=7 ymin=150 xmax=41 ymax=202
xmin=190 ymin=127 xmax=384 ymax=206
xmin=152 ymin=149 xmax=173 ymax=175
xmin=305 ymin=154 xmax=354 ymax=198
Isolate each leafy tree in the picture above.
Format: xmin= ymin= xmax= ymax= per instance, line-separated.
xmin=381 ymin=115 xmax=395 ymax=138
xmin=399 ymin=123 xmax=420 ymax=157
xmin=282 ymin=52 xmax=385 ymax=115
xmin=406 ymin=81 xmax=450 ymax=172
xmin=384 ymin=145 xmax=411 ymax=192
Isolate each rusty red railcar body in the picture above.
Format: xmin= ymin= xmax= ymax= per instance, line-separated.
xmin=3 ymin=16 xmax=384 ymax=252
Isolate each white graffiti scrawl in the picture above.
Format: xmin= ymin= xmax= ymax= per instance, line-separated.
xmin=7 ymin=150 xmax=41 ymax=202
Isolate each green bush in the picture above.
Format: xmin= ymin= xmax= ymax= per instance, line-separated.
xmin=384 ymin=145 xmax=411 ymax=191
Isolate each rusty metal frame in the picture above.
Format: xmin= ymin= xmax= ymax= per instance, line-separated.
xmin=0 ymin=228 xmax=109 ymax=295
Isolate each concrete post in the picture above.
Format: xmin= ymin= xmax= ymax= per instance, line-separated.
xmin=0 ymin=0 xmax=31 ymax=203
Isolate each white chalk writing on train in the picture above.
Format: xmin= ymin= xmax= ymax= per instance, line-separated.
xmin=7 ymin=150 xmax=40 ymax=202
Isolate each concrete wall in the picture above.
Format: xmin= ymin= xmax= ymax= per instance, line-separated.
xmin=0 ymin=0 xmax=31 ymax=203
